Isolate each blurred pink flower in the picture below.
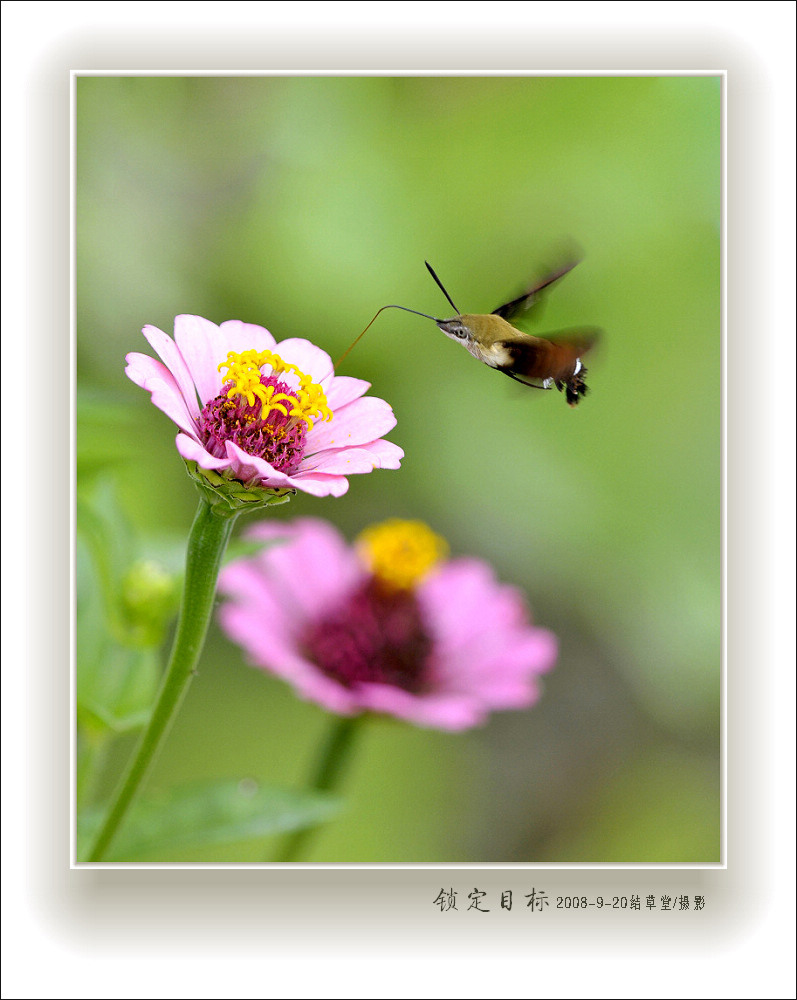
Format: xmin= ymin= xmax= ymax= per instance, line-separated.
xmin=125 ymin=315 xmax=403 ymax=498
xmin=217 ymin=518 xmax=558 ymax=731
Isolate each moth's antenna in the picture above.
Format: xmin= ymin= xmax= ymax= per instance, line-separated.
xmin=425 ymin=261 xmax=461 ymax=315
xmin=333 ymin=304 xmax=439 ymax=370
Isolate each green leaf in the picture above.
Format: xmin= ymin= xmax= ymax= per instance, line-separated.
xmin=77 ymin=643 xmax=160 ymax=734
xmin=78 ymin=779 xmax=343 ymax=861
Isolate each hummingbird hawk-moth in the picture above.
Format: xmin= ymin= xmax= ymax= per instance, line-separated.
xmin=423 ymin=259 xmax=599 ymax=406
xmin=339 ymin=258 xmax=600 ymax=406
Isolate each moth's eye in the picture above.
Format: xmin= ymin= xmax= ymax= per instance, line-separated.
xmin=439 ymin=320 xmax=470 ymax=341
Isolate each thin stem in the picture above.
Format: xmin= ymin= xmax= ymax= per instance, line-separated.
xmin=85 ymin=498 xmax=236 ymax=861
xmin=273 ymin=715 xmax=364 ymax=862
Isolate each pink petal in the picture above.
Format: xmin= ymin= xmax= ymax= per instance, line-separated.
xmin=419 ymin=560 xmax=528 ymax=647
xmin=304 ymin=396 xmax=397 ymax=455
xmin=431 ymin=635 xmax=553 ymax=700
xmin=296 ymin=447 xmax=386 ymax=476
xmin=172 ymin=315 xmax=231 ymax=407
xmin=281 ymin=472 xmax=350 ymax=497
xmin=240 ymin=518 xmax=364 ymax=618
xmin=218 ymin=320 xmax=277 ymax=356
xmin=296 ymin=441 xmax=403 ymax=475
xmin=125 ymin=352 xmax=198 ymax=436
xmin=355 ymin=685 xmax=487 ymax=731
xmin=284 ymin=666 xmax=363 ymax=716
xmin=354 ymin=438 xmax=404 ymax=469
xmin=175 ymin=432 xmax=232 ymax=470
xmin=425 ymin=622 xmax=556 ymax=716
xmin=325 ymin=376 xmax=371 ymax=410
xmin=219 ymin=604 xmax=360 ymax=715
xmin=224 ymin=441 xmax=295 ymax=489
xmin=492 ymin=629 xmax=558 ymax=677
xmin=274 ymin=338 xmax=335 ymax=385
xmin=218 ymin=560 xmax=296 ymax=626
xmin=217 ymin=590 xmax=297 ymax=651
xmin=218 ymin=529 xmax=365 ymax=717
xmin=140 ymin=324 xmax=201 ymax=419
xmin=220 ymin=443 xmax=352 ymax=497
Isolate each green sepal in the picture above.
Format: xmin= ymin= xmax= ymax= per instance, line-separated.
xmin=184 ymin=460 xmax=294 ymax=517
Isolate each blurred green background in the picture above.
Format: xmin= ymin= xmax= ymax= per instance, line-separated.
xmin=76 ymin=75 xmax=720 ymax=862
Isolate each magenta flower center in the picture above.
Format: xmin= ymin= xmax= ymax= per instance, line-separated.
xmin=198 ymin=374 xmax=309 ymax=475
xmin=302 ymin=578 xmax=433 ymax=693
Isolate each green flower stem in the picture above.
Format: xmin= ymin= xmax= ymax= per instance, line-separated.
xmin=85 ymin=498 xmax=237 ymax=861
xmin=274 ymin=715 xmax=364 ymax=862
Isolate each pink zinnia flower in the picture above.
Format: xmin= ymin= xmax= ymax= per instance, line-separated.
xmin=125 ymin=315 xmax=403 ymax=498
xmin=217 ymin=518 xmax=558 ymax=731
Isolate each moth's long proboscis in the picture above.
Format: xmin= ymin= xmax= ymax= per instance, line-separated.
xmin=333 ymin=305 xmax=438 ymax=370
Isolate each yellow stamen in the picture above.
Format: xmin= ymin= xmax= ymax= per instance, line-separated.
xmin=356 ymin=520 xmax=449 ymax=591
xmin=217 ymin=349 xmax=333 ymax=429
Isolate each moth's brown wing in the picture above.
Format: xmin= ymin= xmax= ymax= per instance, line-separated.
xmin=499 ymin=327 xmax=599 ymax=382
xmin=492 ymin=259 xmax=581 ymax=324
xmin=543 ymin=326 xmax=600 ymax=356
